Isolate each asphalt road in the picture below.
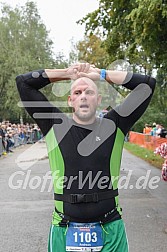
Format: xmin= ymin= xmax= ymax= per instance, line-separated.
xmin=0 ymin=142 xmax=167 ymax=252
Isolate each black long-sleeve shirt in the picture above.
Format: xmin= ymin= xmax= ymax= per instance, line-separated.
xmin=16 ymin=71 xmax=156 ymax=225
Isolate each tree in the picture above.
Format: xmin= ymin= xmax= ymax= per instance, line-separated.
xmin=77 ymin=32 xmax=110 ymax=68
xmin=78 ymin=0 xmax=167 ymax=69
xmin=0 ymin=1 xmax=56 ymax=121
xmin=78 ymin=0 xmax=167 ymax=128
xmin=68 ymin=38 xmax=79 ymax=65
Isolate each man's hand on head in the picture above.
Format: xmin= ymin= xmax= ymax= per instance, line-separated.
xmin=68 ymin=62 xmax=100 ymax=81
xmin=78 ymin=64 xmax=100 ymax=81
xmin=67 ymin=62 xmax=90 ymax=79
xmin=76 ymin=62 xmax=90 ymax=73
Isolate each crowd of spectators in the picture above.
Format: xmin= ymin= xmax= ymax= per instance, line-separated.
xmin=143 ymin=122 xmax=167 ymax=138
xmin=0 ymin=121 xmax=43 ymax=156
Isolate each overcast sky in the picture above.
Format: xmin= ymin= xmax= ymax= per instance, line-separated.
xmin=3 ymin=0 xmax=99 ymax=58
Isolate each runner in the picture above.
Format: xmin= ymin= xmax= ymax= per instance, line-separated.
xmin=16 ymin=63 xmax=156 ymax=251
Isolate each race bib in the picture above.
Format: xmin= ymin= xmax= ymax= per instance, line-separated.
xmin=66 ymin=222 xmax=103 ymax=251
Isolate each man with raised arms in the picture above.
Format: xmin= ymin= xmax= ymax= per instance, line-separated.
xmin=16 ymin=63 xmax=156 ymax=251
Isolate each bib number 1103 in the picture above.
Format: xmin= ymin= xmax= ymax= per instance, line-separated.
xmin=73 ymin=232 xmax=97 ymax=243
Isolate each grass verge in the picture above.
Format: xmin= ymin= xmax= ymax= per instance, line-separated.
xmin=123 ymin=142 xmax=164 ymax=169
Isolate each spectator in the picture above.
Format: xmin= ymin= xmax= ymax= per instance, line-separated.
xmin=0 ymin=124 xmax=7 ymax=154
xmin=98 ymin=109 xmax=108 ymax=118
xmin=155 ymin=124 xmax=162 ymax=136
xmin=158 ymin=125 xmax=167 ymax=138
xmin=0 ymin=120 xmax=44 ymax=157
xmin=143 ymin=123 xmax=152 ymax=134
xmin=150 ymin=122 xmax=157 ymax=136
xmin=6 ymin=131 xmax=15 ymax=153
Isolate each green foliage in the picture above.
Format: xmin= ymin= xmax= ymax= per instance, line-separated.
xmin=68 ymin=38 xmax=79 ymax=65
xmin=78 ymin=0 xmax=167 ymax=128
xmin=78 ymin=0 xmax=167 ymax=69
xmin=0 ymin=1 xmax=61 ymax=122
xmin=132 ymin=106 xmax=167 ymax=133
xmin=77 ymin=32 xmax=110 ymax=68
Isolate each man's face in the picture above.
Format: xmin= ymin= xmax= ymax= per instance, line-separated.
xmin=68 ymin=78 xmax=101 ymax=124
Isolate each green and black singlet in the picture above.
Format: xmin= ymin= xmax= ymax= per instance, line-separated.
xmin=16 ymin=71 xmax=156 ymax=226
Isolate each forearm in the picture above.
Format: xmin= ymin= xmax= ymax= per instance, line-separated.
xmin=93 ymin=68 xmax=128 ymax=84
xmin=45 ymin=68 xmax=70 ymax=83
xmin=105 ymin=70 xmax=128 ymax=85
xmin=16 ymin=68 xmax=71 ymax=92
xmin=102 ymin=69 xmax=156 ymax=92
xmin=79 ymin=65 xmax=153 ymax=88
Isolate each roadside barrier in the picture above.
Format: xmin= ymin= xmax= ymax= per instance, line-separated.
xmin=129 ymin=131 xmax=167 ymax=150
xmin=0 ymin=138 xmax=3 ymax=156
xmin=13 ymin=134 xmax=22 ymax=147
xmin=0 ymin=130 xmax=43 ymax=156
